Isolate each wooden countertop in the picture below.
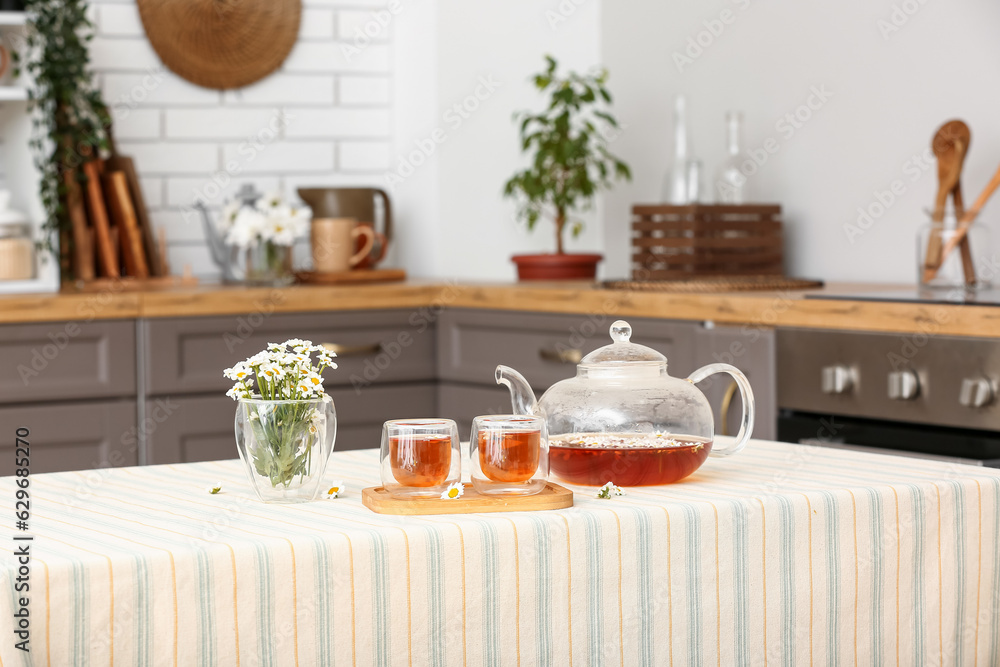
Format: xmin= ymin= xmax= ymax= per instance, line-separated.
xmin=1 ymin=280 xmax=999 ymax=337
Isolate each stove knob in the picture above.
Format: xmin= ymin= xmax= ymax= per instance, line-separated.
xmin=959 ymin=378 xmax=994 ymax=408
xmin=821 ymin=365 xmax=854 ymax=394
xmin=888 ymin=370 xmax=920 ymax=400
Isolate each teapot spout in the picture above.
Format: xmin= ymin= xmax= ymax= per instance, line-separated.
xmin=495 ymin=365 xmax=539 ymax=416
xmin=194 ymin=200 xmax=228 ymax=268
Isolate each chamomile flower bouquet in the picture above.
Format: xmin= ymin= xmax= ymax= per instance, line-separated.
xmin=225 ymin=339 xmax=338 ymax=503
xmin=217 ymin=192 xmax=311 ymax=286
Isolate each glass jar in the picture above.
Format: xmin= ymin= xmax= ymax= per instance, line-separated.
xmin=243 ymin=242 xmax=294 ymax=286
xmin=0 ymin=222 xmax=34 ymax=281
xmin=917 ymin=209 xmax=992 ymax=289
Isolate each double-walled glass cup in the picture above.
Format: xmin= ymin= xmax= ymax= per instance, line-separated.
xmin=380 ymin=419 xmax=461 ymax=499
xmin=470 ymin=415 xmax=547 ymax=496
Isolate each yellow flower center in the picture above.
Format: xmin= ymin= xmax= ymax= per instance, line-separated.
xmin=448 ymin=488 xmax=459 ymax=498
xmin=310 ymin=377 xmax=320 ymax=385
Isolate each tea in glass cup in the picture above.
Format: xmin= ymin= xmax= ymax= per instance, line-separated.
xmin=380 ymin=419 xmax=461 ymax=498
xmin=470 ymin=415 xmax=547 ymax=496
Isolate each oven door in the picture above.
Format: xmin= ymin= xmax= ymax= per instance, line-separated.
xmin=777 ymin=410 xmax=1000 ymax=468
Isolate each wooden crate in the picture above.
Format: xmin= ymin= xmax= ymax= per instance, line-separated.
xmin=631 ymin=204 xmax=783 ymax=280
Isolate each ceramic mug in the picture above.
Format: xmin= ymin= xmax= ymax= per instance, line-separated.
xmin=311 ymin=217 xmax=375 ymax=272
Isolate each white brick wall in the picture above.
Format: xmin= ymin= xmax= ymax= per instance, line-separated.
xmin=89 ymin=0 xmax=394 ymax=278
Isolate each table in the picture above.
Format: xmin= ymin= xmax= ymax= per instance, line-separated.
xmin=2 ymin=440 xmax=999 ymax=666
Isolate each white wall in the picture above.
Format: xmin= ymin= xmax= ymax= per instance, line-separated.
xmin=600 ymin=0 xmax=1000 ymax=282
xmin=391 ymin=0 xmax=604 ymax=280
xmin=88 ymin=0 xmax=394 ymax=279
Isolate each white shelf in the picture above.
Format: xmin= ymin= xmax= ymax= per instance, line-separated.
xmin=0 ymin=11 xmax=27 ymax=27
xmin=0 ymin=86 xmax=27 ymax=101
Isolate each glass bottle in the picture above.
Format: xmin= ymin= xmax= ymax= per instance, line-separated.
xmin=661 ymin=95 xmax=689 ymax=204
xmin=715 ymin=112 xmax=748 ymax=204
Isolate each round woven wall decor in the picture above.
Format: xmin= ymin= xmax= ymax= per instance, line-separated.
xmin=136 ymin=0 xmax=302 ymax=90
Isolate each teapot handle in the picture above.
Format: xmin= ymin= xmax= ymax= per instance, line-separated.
xmin=687 ymin=363 xmax=755 ymax=457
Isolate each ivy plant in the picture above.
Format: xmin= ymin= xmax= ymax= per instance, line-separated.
xmin=15 ymin=0 xmax=110 ymax=269
xmin=503 ymin=55 xmax=631 ymax=254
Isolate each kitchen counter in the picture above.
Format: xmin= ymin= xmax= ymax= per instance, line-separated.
xmin=3 ymin=439 xmax=998 ymax=665
xmin=1 ymin=280 xmax=999 ymax=337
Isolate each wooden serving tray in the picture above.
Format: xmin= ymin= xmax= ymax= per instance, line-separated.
xmin=362 ymin=482 xmax=573 ymax=515
xmin=295 ymin=268 xmax=406 ymax=285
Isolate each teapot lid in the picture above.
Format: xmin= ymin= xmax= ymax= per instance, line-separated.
xmin=580 ymin=320 xmax=667 ymax=366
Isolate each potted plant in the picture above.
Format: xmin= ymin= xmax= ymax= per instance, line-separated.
xmin=503 ymin=55 xmax=631 ymax=281
xmin=225 ymin=339 xmax=338 ymax=503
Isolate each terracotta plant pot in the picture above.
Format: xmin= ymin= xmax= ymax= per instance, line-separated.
xmin=511 ymin=253 xmax=602 ymax=281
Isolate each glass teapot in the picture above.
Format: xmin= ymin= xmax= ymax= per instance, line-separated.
xmin=496 ymin=320 xmax=754 ymax=486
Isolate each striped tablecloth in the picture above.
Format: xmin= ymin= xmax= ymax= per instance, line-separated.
xmin=2 ymin=439 xmax=1000 ymax=667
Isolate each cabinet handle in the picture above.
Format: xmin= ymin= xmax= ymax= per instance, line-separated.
xmin=539 ymin=346 xmax=583 ymax=364
xmin=321 ymin=342 xmax=383 ymax=357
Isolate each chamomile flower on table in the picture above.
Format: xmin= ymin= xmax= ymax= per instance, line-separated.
xmin=207 ymin=484 xmax=223 ymax=495
xmin=325 ymin=481 xmax=345 ymax=498
xmin=441 ymin=482 xmax=464 ymax=500
xmin=596 ymin=482 xmax=624 ymax=499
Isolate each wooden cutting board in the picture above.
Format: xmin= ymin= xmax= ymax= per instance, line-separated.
xmin=362 ymin=482 xmax=573 ymax=515
xmin=295 ymin=268 xmax=407 ymax=285
xmin=82 ymin=159 xmax=119 ymax=277
xmin=63 ymin=170 xmax=95 ymax=280
xmin=104 ymin=170 xmax=150 ymax=278
xmin=105 ymin=127 xmax=163 ymax=276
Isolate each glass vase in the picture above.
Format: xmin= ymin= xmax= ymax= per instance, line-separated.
xmin=244 ymin=242 xmax=294 ymax=286
xmin=235 ymin=397 xmax=337 ymax=503
xmin=917 ymin=210 xmax=992 ymax=289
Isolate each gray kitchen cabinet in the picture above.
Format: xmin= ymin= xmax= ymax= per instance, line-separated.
xmin=694 ymin=323 xmax=776 ymax=441
xmin=0 ymin=400 xmax=137 ymax=474
xmin=0 ymin=320 xmax=135 ymax=403
xmin=436 ymin=309 xmax=701 ymax=428
xmin=437 ymin=309 xmax=699 ymax=389
xmin=0 ymin=304 xmax=778 ymax=473
xmin=437 ymin=383 xmax=512 ymax=437
xmin=146 ymin=384 xmax=437 ymax=464
xmin=141 ymin=309 xmax=437 ymax=464
xmin=142 ymin=310 xmax=436 ymax=395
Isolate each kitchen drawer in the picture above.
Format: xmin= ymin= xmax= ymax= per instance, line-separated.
xmin=0 ymin=400 xmax=137 ymax=474
xmin=437 ymin=309 xmax=699 ymax=390
xmin=437 ymin=383 xmax=512 ymax=438
xmin=0 ymin=320 xmax=135 ymax=403
xmin=143 ymin=310 xmax=435 ymax=395
xmin=147 ymin=383 xmax=437 ymax=464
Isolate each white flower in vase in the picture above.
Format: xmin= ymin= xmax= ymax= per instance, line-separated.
xmin=226 ymin=339 xmax=339 ymax=502
xmin=219 ymin=201 xmax=240 ymax=233
xmin=256 ymin=191 xmax=284 ymax=212
xmin=225 ymin=207 xmax=267 ymax=249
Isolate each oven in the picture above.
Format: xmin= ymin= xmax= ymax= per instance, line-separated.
xmin=776 ymin=328 xmax=1000 ymax=468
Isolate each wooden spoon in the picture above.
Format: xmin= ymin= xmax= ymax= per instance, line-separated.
xmin=930 ymin=163 xmax=1000 ymax=280
xmin=922 ymin=121 xmax=969 ymax=276
xmin=949 ymin=139 xmax=977 ymax=284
